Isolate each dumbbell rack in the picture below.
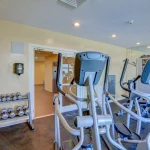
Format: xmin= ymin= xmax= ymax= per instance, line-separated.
xmin=0 ymin=92 xmax=34 ymax=130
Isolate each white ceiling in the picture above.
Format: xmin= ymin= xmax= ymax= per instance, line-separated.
xmin=0 ymin=0 xmax=150 ymax=49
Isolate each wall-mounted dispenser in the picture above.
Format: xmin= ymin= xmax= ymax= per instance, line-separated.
xmin=14 ymin=63 xmax=24 ymax=75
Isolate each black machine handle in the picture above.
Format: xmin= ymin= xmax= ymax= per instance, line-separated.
xmin=56 ymin=53 xmax=65 ymax=96
xmin=70 ymin=78 xmax=75 ymax=85
xmin=122 ymin=82 xmax=128 ymax=85
xmin=120 ymin=59 xmax=131 ymax=92
xmin=133 ymin=75 xmax=141 ymax=83
xmin=103 ymin=57 xmax=110 ymax=91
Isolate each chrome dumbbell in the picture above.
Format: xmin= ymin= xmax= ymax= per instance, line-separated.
xmin=6 ymin=94 xmax=11 ymax=101
xmin=16 ymin=92 xmax=22 ymax=100
xmin=11 ymin=93 xmax=17 ymax=101
xmin=22 ymin=105 xmax=29 ymax=115
xmin=1 ymin=95 xmax=6 ymax=102
xmin=7 ymin=108 xmax=15 ymax=118
xmin=16 ymin=106 xmax=24 ymax=117
xmin=1 ymin=109 xmax=8 ymax=119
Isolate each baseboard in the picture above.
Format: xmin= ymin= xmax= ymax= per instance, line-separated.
xmin=0 ymin=114 xmax=55 ymax=128
xmin=34 ymin=84 xmax=43 ymax=86
xmin=109 ymin=97 xmax=125 ymax=103
xmin=34 ymin=113 xmax=54 ymax=119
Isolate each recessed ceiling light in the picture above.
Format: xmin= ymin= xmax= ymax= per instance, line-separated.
xmin=147 ymin=46 xmax=150 ymax=49
xmin=73 ymin=22 xmax=80 ymax=27
xmin=112 ymin=34 xmax=116 ymax=38
xmin=136 ymin=42 xmax=140 ymax=45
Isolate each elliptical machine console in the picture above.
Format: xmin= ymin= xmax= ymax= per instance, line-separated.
xmin=74 ymin=52 xmax=107 ymax=86
xmin=141 ymin=59 xmax=150 ymax=84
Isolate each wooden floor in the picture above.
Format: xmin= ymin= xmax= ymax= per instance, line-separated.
xmin=34 ymin=85 xmax=55 ymax=118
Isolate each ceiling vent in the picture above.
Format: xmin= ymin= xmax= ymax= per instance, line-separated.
xmin=60 ymin=0 xmax=86 ymax=8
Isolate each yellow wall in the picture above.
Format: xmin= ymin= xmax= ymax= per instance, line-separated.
xmin=44 ymin=54 xmax=58 ymax=92
xmin=34 ymin=61 xmax=45 ymax=85
xmin=0 ymin=20 xmax=145 ymax=98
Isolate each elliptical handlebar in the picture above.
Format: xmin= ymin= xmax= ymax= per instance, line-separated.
xmin=56 ymin=53 xmax=66 ymax=96
xmin=122 ymin=82 xmax=128 ymax=85
xmin=103 ymin=56 xmax=110 ymax=92
xmin=133 ymin=75 xmax=141 ymax=83
xmin=55 ymin=53 xmax=85 ymax=150
xmin=120 ymin=59 xmax=131 ymax=92
xmin=107 ymin=92 xmax=150 ymax=123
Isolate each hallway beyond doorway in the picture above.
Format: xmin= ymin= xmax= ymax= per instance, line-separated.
xmin=34 ymin=85 xmax=55 ymax=118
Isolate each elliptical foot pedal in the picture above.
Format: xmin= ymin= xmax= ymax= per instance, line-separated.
xmin=130 ymin=132 xmax=141 ymax=140
xmin=62 ymin=140 xmax=75 ymax=150
xmin=115 ymin=123 xmax=132 ymax=138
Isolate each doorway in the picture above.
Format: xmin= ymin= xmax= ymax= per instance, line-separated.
xmin=29 ymin=44 xmax=81 ymax=119
xmin=34 ymin=50 xmax=58 ymax=117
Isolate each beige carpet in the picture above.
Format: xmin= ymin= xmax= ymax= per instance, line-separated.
xmin=34 ymin=85 xmax=55 ymax=117
xmin=34 ymin=85 xmax=76 ymax=118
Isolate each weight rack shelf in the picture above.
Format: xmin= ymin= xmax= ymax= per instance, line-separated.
xmin=0 ymin=115 xmax=29 ymax=122
xmin=0 ymin=116 xmax=28 ymax=128
xmin=0 ymin=98 xmax=28 ymax=104
xmin=0 ymin=93 xmax=34 ymax=130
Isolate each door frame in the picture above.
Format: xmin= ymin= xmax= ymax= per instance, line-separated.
xmin=29 ymin=44 xmax=84 ymax=119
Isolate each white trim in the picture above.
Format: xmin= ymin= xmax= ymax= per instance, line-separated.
xmin=29 ymin=44 xmax=78 ymax=54
xmin=34 ymin=114 xmax=54 ymax=119
xmin=29 ymin=44 xmax=80 ymax=119
xmin=29 ymin=45 xmax=35 ymax=120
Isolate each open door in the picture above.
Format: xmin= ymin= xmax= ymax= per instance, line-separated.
xmin=58 ymin=53 xmax=83 ymax=112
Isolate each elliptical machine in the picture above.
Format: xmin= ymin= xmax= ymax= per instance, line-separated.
xmin=116 ymin=59 xmax=141 ymax=116
xmin=107 ymin=59 xmax=150 ymax=150
xmin=53 ymin=51 xmax=150 ymax=150
xmin=53 ymin=52 xmax=126 ymax=150
xmin=116 ymin=58 xmax=150 ymax=135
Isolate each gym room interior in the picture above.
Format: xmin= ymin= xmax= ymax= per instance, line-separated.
xmin=0 ymin=0 xmax=150 ymax=150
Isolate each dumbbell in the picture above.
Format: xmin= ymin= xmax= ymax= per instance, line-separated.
xmin=1 ymin=109 xmax=8 ymax=119
xmin=7 ymin=108 xmax=15 ymax=118
xmin=22 ymin=105 xmax=29 ymax=115
xmin=11 ymin=93 xmax=17 ymax=101
xmin=6 ymin=94 xmax=11 ymax=101
xmin=0 ymin=95 xmax=6 ymax=102
xmin=16 ymin=106 xmax=24 ymax=117
xmin=16 ymin=92 xmax=22 ymax=100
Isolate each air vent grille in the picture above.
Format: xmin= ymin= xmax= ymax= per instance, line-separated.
xmin=60 ymin=0 xmax=85 ymax=7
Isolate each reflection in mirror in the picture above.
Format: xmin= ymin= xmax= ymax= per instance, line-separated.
xmin=127 ymin=45 xmax=150 ymax=93
xmin=62 ymin=56 xmax=76 ymax=106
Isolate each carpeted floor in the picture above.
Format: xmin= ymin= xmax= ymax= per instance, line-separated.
xmin=0 ymin=101 xmax=150 ymax=150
